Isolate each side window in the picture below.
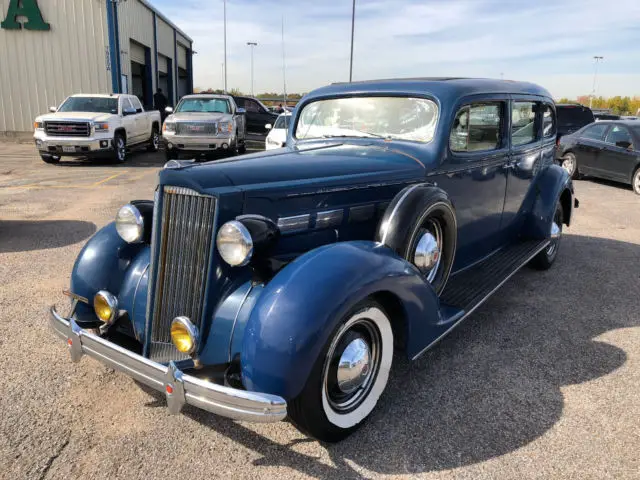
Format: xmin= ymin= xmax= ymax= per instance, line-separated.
xmin=605 ymin=125 xmax=633 ymax=149
xmin=582 ymin=124 xmax=608 ymax=141
xmin=245 ymin=100 xmax=261 ymax=113
xmin=542 ymin=104 xmax=556 ymax=139
xmin=131 ymin=96 xmax=143 ymax=113
xmin=450 ymin=103 xmax=502 ymax=152
xmin=511 ymin=101 xmax=537 ymax=146
xmin=122 ymin=97 xmax=134 ymax=113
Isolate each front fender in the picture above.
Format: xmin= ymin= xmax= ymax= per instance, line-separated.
xmin=525 ymin=164 xmax=573 ymax=239
xmin=70 ymin=222 xmax=148 ymax=328
xmin=240 ymin=241 xmax=441 ymax=400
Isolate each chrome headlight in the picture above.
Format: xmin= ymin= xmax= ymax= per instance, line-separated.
xmin=94 ymin=290 xmax=118 ymax=324
xmin=216 ymin=220 xmax=253 ymax=266
xmin=171 ymin=316 xmax=199 ymax=355
xmin=218 ymin=121 xmax=233 ymax=134
xmin=34 ymin=121 xmax=44 ymax=130
xmin=163 ymin=121 xmax=176 ymax=133
xmin=115 ymin=204 xmax=144 ymax=243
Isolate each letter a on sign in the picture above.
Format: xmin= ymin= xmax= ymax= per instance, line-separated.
xmin=1 ymin=0 xmax=50 ymax=31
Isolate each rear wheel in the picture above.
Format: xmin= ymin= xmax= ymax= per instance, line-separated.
xmin=147 ymin=126 xmax=160 ymax=152
xmin=288 ymin=300 xmax=393 ymax=442
xmin=561 ymin=152 xmax=579 ymax=179
xmin=632 ymin=167 xmax=640 ymax=195
xmin=40 ymin=154 xmax=60 ymax=164
xmin=530 ymin=201 xmax=563 ymax=270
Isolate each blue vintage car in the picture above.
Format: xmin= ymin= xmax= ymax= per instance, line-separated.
xmin=51 ymin=78 xmax=577 ymax=442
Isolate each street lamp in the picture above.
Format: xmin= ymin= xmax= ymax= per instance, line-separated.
xmin=247 ymin=42 xmax=258 ymax=96
xmin=590 ymin=56 xmax=603 ymax=109
xmin=349 ymin=0 xmax=356 ymax=82
xmin=223 ymin=0 xmax=227 ymax=93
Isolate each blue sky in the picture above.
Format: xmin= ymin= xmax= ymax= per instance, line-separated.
xmin=153 ymin=0 xmax=640 ymax=99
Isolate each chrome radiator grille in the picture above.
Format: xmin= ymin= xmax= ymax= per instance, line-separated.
xmin=176 ymin=122 xmax=217 ymax=135
xmin=45 ymin=121 xmax=91 ymax=136
xmin=149 ymin=186 xmax=217 ymax=362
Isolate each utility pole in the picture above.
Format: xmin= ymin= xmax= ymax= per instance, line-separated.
xmin=590 ymin=56 xmax=603 ymax=109
xmin=223 ymin=0 xmax=227 ymax=93
xmin=282 ymin=16 xmax=287 ymax=107
xmin=247 ymin=42 xmax=257 ymax=96
xmin=349 ymin=0 xmax=356 ymax=82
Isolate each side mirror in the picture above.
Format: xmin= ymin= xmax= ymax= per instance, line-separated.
xmin=49 ymin=106 xmax=57 ymax=113
xmin=237 ymin=108 xmax=246 ymax=114
xmin=265 ymin=123 xmax=272 ymax=130
xmin=123 ymin=107 xmax=136 ymax=116
xmin=165 ymin=106 xmax=173 ymax=114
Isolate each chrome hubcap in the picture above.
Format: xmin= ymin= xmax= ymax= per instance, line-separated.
xmin=547 ymin=220 xmax=562 ymax=256
xmin=117 ymin=139 xmax=125 ymax=160
xmin=324 ymin=319 xmax=380 ymax=412
xmin=634 ymin=172 xmax=640 ymax=192
xmin=562 ymin=156 xmax=575 ymax=175
xmin=153 ymin=133 xmax=159 ymax=149
xmin=337 ymin=338 xmax=371 ymax=394
xmin=414 ymin=219 xmax=443 ymax=283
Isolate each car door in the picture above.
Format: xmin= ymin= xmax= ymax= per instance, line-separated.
xmin=502 ymin=97 xmax=543 ymax=238
xmin=600 ymin=124 xmax=637 ymax=181
xmin=438 ymin=97 xmax=509 ymax=269
xmin=121 ymin=97 xmax=138 ymax=145
xmin=244 ymin=98 xmax=278 ymax=135
xmin=574 ymin=123 xmax=609 ymax=175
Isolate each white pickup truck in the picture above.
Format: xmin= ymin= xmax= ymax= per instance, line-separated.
xmin=34 ymin=94 xmax=161 ymax=164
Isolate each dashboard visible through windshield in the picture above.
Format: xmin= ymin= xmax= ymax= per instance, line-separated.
xmin=295 ymin=96 xmax=438 ymax=143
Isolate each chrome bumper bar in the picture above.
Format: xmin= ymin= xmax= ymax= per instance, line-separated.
xmin=50 ymin=306 xmax=287 ymax=423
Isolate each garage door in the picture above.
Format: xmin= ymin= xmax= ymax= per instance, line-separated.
xmin=157 ymin=54 xmax=168 ymax=74
xmin=177 ymin=45 xmax=187 ymax=69
xmin=130 ymin=41 xmax=146 ymax=65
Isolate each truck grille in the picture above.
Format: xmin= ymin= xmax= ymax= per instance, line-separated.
xmin=148 ymin=186 xmax=217 ymax=363
xmin=44 ymin=121 xmax=91 ymax=137
xmin=176 ymin=122 xmax=217 ymax=135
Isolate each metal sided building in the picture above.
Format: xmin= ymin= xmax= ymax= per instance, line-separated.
xmin=0 ymin=0 xmax=193 ymax=134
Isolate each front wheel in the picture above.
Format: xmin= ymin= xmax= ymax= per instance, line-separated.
xmin=632 ymin=168 xmax=640 ymax=195
xmin=288 ymin=301 xmax=393 ymax=442
xmin=112 ymin=133 xmax=127 ymax=163
xmin=561 ymin=152 xmax=579 ymax=179
xmin=530 ymin=201 xmax=563 ymax=270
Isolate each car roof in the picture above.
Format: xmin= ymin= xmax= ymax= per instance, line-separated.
xmin=307 ymin=77 xmax=552 ymax=100
xmin=591 ymin=120 xmax=640 ymax=126
xmin=71 ymin=94 xmax=121 ymax=98
xmin=181 ymin=94 xmax=231 ymax=100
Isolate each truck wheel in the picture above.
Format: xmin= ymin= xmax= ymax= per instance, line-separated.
xmin=40 ymin=154 xmax=60 ymax=164
xmin=112 ymin=133 xmax=127 ymax=163
xmin=288 ymin=300 xmax=393 ymax=442
xmin=530 ymin=201 xmax=563 ymax=270
xmin=238 ymin=140 xmax=247 ymax=155
xmin=146 ymin=126 xmax=160 ymax=152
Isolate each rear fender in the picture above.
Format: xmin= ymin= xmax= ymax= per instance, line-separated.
xmin=240 ymin=241 xmax=442 ymax=400
xmin=524 ymin=164 xmax=574 ymax=239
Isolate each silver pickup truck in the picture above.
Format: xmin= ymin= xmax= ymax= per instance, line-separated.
xmin=162 ymin=94 xmax=247 ymax=160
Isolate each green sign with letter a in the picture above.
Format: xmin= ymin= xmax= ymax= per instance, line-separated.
xmin=1 ymin=0 xmax=50 ymax=31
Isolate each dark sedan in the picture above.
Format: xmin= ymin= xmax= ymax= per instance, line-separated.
xmin=557 ymin=120 xmax=640 ymax=194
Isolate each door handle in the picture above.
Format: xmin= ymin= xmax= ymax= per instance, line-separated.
xmin=502 ymin=162 xmax=514 ymax=170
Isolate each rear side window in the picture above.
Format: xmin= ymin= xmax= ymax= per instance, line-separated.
xmin=511 ymin=102 xmax=537 ymax=146
xmin=557 ymin=106 xmax=595 ymax=126
xmin=605 ymin=125 xmax=634 ymax=149
xmin=542 ymin=104 xmax=556 ymax=138
xmin=130 ymin=96 xmax=143 ymax=113
xmin=582 ymin=124 xmax=608 ymax=141
xmin=450 ymin=103 xmax=502 ymax=152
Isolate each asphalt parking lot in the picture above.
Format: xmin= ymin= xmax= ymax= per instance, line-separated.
xmin=1 ymin=141 xmax=639 ymax=479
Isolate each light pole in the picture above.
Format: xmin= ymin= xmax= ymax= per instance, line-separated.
xmin=349 ymin=0 xmax=356 ymax=82
xmin=282 ymin=16 xmax=287 ymax=107
xmin=223 ymin=0 xmax=227 ymax=93
xmin=590 ymin=56 xmax=603 ymax=109
xmin=247 ymin=42 xmax=258 ymax=96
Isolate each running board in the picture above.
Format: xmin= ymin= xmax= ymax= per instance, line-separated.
xmin=412 ymin=239 xmax=549 ymax=360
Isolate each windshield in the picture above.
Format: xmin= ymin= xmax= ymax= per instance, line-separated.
xmin=176 ymin=98 xmax=230 ymax=114
xmin=58 ymin=97 xmax=118 ymax=114
xmin=295 ymin=96 xmax=438 ymax=142
xmin=274 ymin=115 xmax=291 ymax=129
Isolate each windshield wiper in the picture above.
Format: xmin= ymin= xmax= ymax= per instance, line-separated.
xmin=323 ymin=130 xmax=386 ymax=139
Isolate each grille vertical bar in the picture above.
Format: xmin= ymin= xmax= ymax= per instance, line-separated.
xmin=149 ymin=186 xmax=217 ymax=363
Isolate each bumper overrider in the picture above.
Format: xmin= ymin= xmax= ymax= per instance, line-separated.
xmin=49 ymin=305 xmax=287 ymax=423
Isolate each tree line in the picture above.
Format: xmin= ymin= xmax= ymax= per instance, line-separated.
xmin=557 ymin=95 xmax=640 ymax=115
xmin=194 ymin=88 xmax=304 ymax=103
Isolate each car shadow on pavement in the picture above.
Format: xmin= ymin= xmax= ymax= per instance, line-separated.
xmin=0 ymin=220 xmax=96 ymax=253
xmin=54 ymin=150 xmax=164 ymax=169
xmin=176 ymin=233 xmax=636 ymax=477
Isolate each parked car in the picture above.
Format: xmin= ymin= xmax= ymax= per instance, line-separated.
xmin=162 ymin=94 xmax=247 ymax=160
xmin=34 ymin=94 xmax=161 ymax=164
xmin=594 ymin=113 xmax=620 ymax=122
xmin=50 ymin=78 xmax=576 ymax=442
xmin=264 ymin=112 xmax=291 ymax=150
xmin=556 ymin=120 xmax=640 ymax=194
xmin=556 ymin=103 xmax=595 ymax=141
xmin=232 ymin=95 xmax=278 ymax=135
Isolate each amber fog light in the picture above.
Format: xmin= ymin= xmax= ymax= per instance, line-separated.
xmin=171 ymin=317 xmax=199 ymax=355
xmin=94 ymin=290 xmax=118 ymax=324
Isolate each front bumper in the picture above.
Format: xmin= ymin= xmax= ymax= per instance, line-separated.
xmin=162 ymin=134 xmax=234 ymax=152
xmin=49 ymin=305 xmax=287 ymax=423
xmin=34 ymin=132 xmax=113 ymax=156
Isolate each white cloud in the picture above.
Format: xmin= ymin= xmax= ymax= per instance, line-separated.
xmin=153 ymin=0 xmax=640 ymax=98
